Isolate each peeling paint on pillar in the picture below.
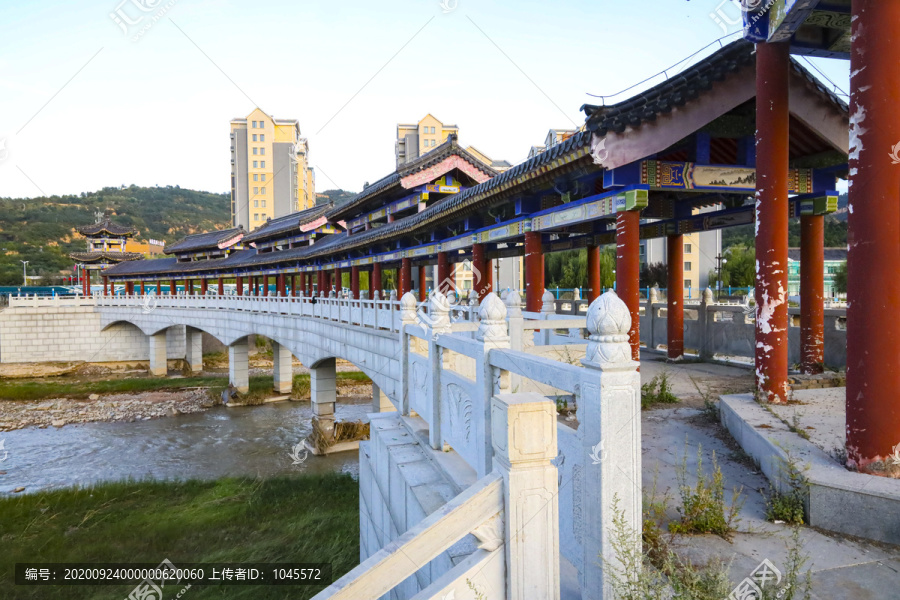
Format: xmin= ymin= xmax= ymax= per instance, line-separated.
xmin=524 ymin=231 xmax=544 ymax=312
xmin=846 ymin=0 xmax=900 ymax=468
xmin=800 ymin=215 xmax=825 ymax=374
xmin=754 ymin=41 xmax=791 ymax=404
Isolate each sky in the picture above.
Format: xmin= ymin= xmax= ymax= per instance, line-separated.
xmin=0 ymin=0 xmax=850 ymax=200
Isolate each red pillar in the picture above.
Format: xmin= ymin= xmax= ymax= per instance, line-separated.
xmin=236 ymin=275 xmax=244 ymax=296
xmin=156 ymin=281 xmax=161 ymax=296
xmin=800 ymin=216 xmax=824 ymax=374
xmin=524 ymin=231 xmax=544 ymax=312
xmin=85 ymin=269 xmax=91 ymax=296
xmin=140 ymin=280 xmax=145 ymax=295
xmin=754 ymin=41 xmax=791 ymax=404
xmin=667 ymin=235 xmax=684 ymax=360
xmin=200 ymin=279 xmax=208 ymax=295
xmin=437 ymin=252 xmax=451 ymax=295
xmin=846 ymin=0 xmax=900 ymax=467
xmin=263 ymin=275 xmax=269 ymax=296
xmin=102 ymin=275 xmax=108 ymax=297
xmin=218 ymin=277 xmax=224 ymax=295
xmin=372 ymin=262 xmax=383 ymax=296
xmin=170 ymin=279 xmax=176 ymax=296
xmin=351 ymin=266 xmax=360 ymax=299
xmin=298 ymin=273 xmax=306 ymax=296
xmin=399 ymin=258 xmax=412 ymax=296
xmin=335 ymin=268 xmax=343 ymax=294
xmin=587 ymin=244 xmax=602 ymax=301
xmin=188 ymin=279 xmax=194 ymax=296
xmin=485 ymin=258 xmax=494 ymax=296
xmin=324 ymin=270 xmax=332 ymax=294
xmin=277 ymin=273 xmax=286 ymax=296
xmin=472 ymin=243 xmax=491 ymax=300
xmin=418 ymin=265 xmax=428 ymax=301
xmin=254 ymin=277 xmax=259 ymax=296
xmin=616 ymin=211 xmax=641 ymax=360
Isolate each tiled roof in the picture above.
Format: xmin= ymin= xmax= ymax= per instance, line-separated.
xmin=70 ymin=251 xmax=143 ymax=263
xmin=164 ymin=226 xmax=244 ymax=255
xmin=76 ymin=219 xmax=138 ymax=237
xmin=327 ymin=134 xmax=499 ymax=221
xmin=581 ymin=39 xmax=847 ymax=136
xmin=241 ymin=204 xmax=334 ymax=244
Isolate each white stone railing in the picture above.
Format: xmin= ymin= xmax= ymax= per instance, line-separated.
xmin=95 ymin=293 xmax=404 ymax=332
xmin=383 ymin=290 xmax=641 ymax=600
xmin=8 ymin=294 xmax=99 ymax=308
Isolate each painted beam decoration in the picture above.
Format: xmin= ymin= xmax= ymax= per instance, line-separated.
xmin=640 ymin=160 xmax=813 ymax=194
xmin=743 ymin=0 xmax=851 ymax=58
xmin=794 ymin=193 xmax=839 ymax=217
xmin=400 ymin=155 xmax=492 ymax=189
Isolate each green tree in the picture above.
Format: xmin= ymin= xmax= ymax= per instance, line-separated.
xmin=832 ymin=260 xmax=848 ymax=294
xmin=709 ymin=245 xmax=756 ymax=288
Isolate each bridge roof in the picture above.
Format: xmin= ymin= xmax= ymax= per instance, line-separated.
xmin=241 ymin=203 xmax=335 ymax=244
xmin=327 ymin=134 xmax=499 ymax=221
xmin=164 ymin=226 xmax=245 ymax=255
xmin=102 ymin=41 xmax=849 ymax=281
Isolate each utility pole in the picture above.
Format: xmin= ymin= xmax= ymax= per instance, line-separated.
xmin=715 ymin=254 xmax=727 ymax=301
xmin=20 ymin=260 xmax=28 ymax=287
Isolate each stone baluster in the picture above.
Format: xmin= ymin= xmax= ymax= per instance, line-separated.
xmin=578 ymin=291 xmax=641 ymax=599
xmin=428 ymin=291 xmax=452 ymax=450
xmin=491 ymin=391 xmax=560 ymax=600
xmin=476 ymin=292 xmax=511 ymax=476
xmin=699 ymin=287 xmax=713 ymax=360
xmin=540 ymin=289 xmax=556 ymax=345
xmin=398 ymin=291 xmax=419 ymax=416
xmin=468 ymin=289 xmax=479 ymax=322
xmin=505 ymin=290 xmax=525 ymax=352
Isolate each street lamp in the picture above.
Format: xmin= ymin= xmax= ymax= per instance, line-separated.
xmin=715 ymin=254 xmax=728 ymax=300
xmin=20 ymin=260 xmax=28 ymax=287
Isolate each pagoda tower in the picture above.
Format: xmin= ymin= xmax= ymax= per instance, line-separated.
xmin=69 ymin=212 xmax=142 ymax=296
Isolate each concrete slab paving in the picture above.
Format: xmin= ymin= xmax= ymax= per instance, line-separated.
xmin=638 ymin=354 xmax=900 ymax=600
xmin=768 ymin=386 xmax=847 ymax=458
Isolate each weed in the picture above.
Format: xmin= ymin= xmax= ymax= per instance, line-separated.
xmin=669 ymin=442 xmax=743 ymax=539
xmin=765 ymin=450 xmax=809 ymax=525
xmin=641 ymin=371 xmax=679 ymax=409
xmin=690 ymin=376 xmax=719 ymax=423
xmin=788 ymin=414 xmax=811 ymax=441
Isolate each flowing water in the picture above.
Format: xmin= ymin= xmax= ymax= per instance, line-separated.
xmin=0 ymin=398 xmax=372 ymax=494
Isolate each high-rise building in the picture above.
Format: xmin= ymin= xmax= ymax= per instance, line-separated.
xmin=395 ymin=114 xmax=460 ymax=167
xmin=230 ymin=108 xmax=315 ymax=230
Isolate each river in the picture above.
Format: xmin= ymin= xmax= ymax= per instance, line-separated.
xmin=0 ymin=398 xmax=372 ymax=494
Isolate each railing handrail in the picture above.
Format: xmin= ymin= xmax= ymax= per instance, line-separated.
xmin=313 ymin=471 xmax=503 ymax=600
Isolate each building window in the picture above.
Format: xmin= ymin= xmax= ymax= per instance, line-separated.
xmin=260 ymin=173 xmax=266 ymax=181
xmin=253 ymin=187 xmax=259 ymax=194
xmin=253 ymin=174 xmax=258 ymax=181
xmin=261 ymin=199 xmax=266 ymax=207
xmin=684 ymin=243 xmax=692 ymax=253
xmin=252 ymin=121 xmax=257 ymax=128
xmin=260 ymin=134 xmax=265 ymax=141
xmin=253 ymin=160 xmax=258 ymax=168
xmin=253 ymin=200 xmax=258 ymax=207
xmin=261 ymin=187 xmax=266 ymax=195
xmin=254 ymin=213 xmax=259 ymax=220
xmin=260 ymin=147 xmax=265 ymax=155
xmin=261 ymin=161 xmax=266 ymax=168
xmin=684 ymin=261 xmax=692 ymax=271
xmin=253 ymin=147 xmax=258 ymax=155
xmin=685 ymin=279 xmax=692 ymax=288
xmin=431 ymin=139 xmax=436 ymax=147
xmin=252 ymin=134 xmax=257 ymax=142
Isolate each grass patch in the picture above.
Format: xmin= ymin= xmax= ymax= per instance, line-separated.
xmin=0 ymin=375 xmax=230 ymax=402
xmin=0 ymin=474 xmax=359 ymax=599
xmin=641 ymin=371 xmax=679 ymax=409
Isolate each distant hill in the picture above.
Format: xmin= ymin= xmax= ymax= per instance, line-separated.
xmin=0 ymin=185 xmax=230 ymax=285
xmin=317 ymin=189 xmax=357 ymax=207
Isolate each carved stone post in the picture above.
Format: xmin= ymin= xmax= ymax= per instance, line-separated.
xmin=228 ymin=337 xmax=249 ymax=394
xmin=699 ymin=287 xmax=713 ymax=360
xmin=540 ymin=289 xmax=556 ymax=345
xmin=578 ymin=291 xmax=641 ymax=599
xmin=428 ymin=291 xmax=452 ymax=450
xmin=399 ymin=291 xmax=419 ymax=415
xmin=505 ymin=290 xmax=524 ymax=352
xmin=476 ymin=292 xmax=510 ymax=476
xmin=272 ymin=342 xmax=293 ymax=394
xmin=491 ymin=392 xmax=560 ymax=600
